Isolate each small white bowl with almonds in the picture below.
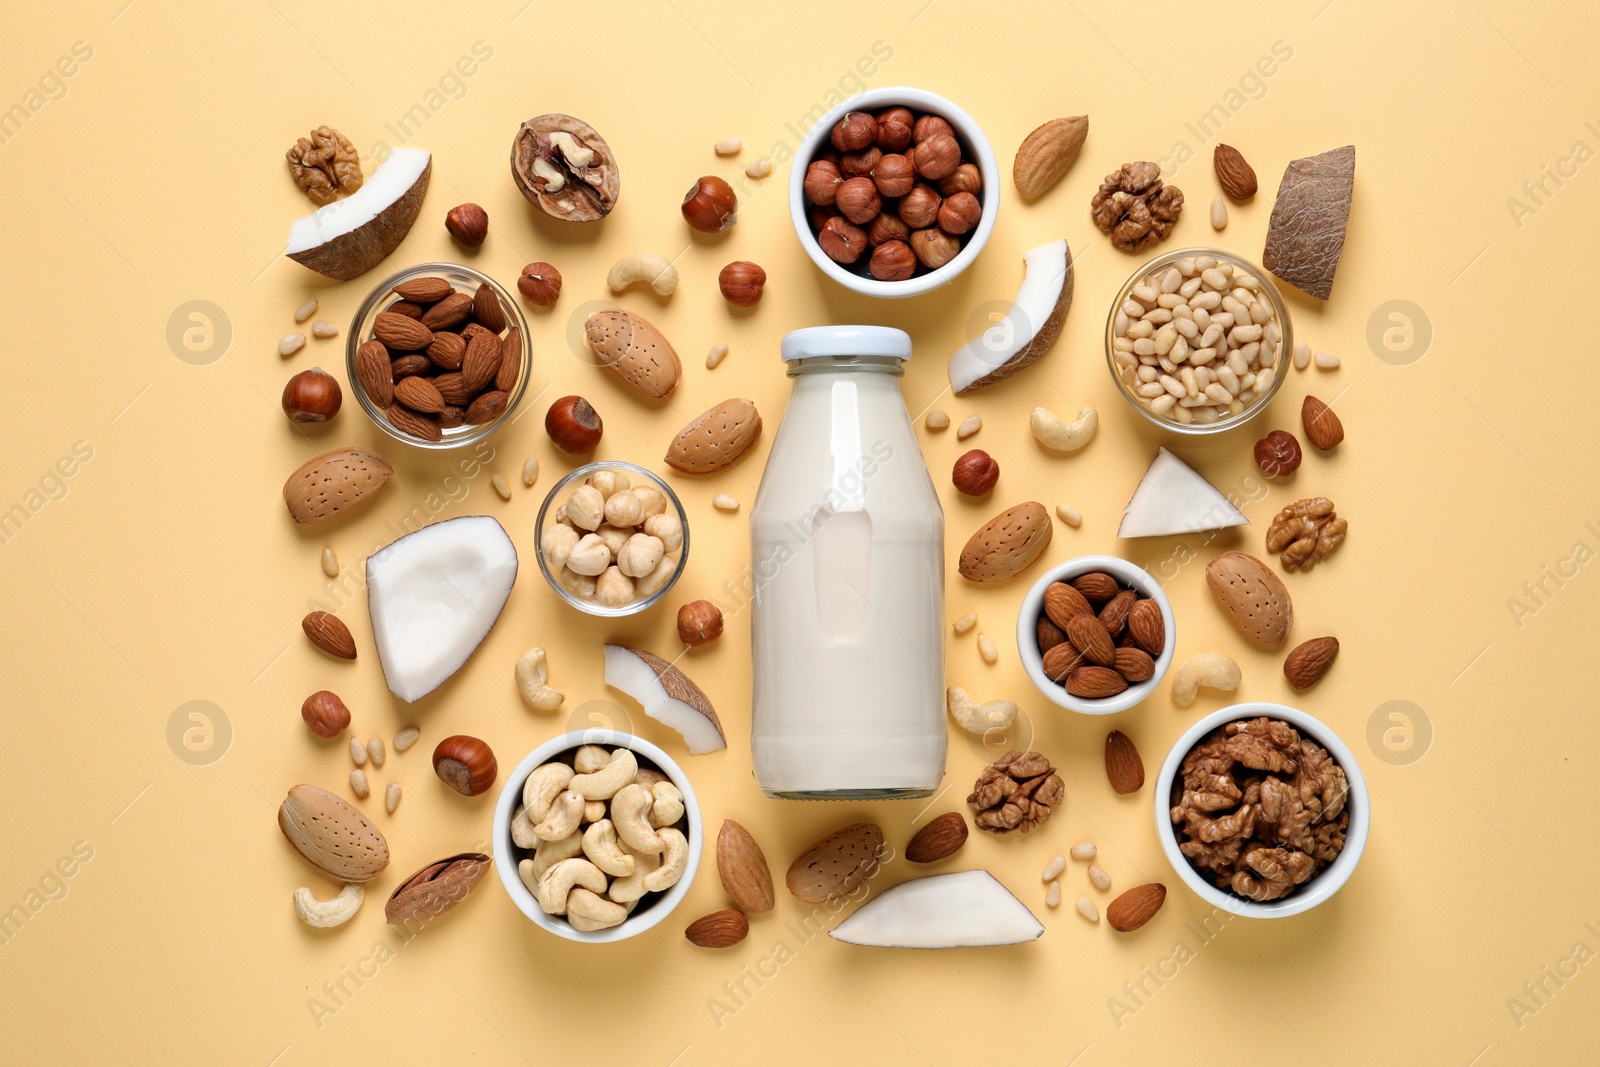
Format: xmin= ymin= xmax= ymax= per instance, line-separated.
xmin=535 ymin=461 xmax=689 ymax=616
xmin=492 ymin=730 xmax=703 ymax=943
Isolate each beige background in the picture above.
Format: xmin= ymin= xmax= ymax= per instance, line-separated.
xmin=2 ymin=1 xmax=1596 ymax=1063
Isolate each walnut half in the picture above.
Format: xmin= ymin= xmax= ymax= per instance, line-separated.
xmin=286 ymin=126 xmax=363 ymax=206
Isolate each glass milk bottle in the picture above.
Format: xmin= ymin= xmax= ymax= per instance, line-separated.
xmin=750 ymin=326 xmax=946 ymax=799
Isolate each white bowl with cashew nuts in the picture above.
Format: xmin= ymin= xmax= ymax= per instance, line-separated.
xmin=492 ymin=730 xmax=702 ymax=942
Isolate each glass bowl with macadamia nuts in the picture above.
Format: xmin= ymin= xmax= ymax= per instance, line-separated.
xmin=788 ymin=87 xmax=1000 ymax=298
xmin=535 ymin=461 xmax=689 ymax=616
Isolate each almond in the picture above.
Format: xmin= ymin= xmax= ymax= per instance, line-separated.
xmin=373 ymin=311 xmax=433 ymax=351
xmin=282 ymin=446 xmax=393 ymax=524
xmin=465 ymin=390 xmax=508 ymax=425
xmin=302 ymin=610 xmax=357 ymax=659
xmin=394 ymin=375 xmax=445 ymax=413
xmin=432 ymin=372 xmax=473 ymax=406
xmin=1302 ymin=395 xmax=1344 ymax=451
xmin=785 ymin=823 xmax=885 ymax=903
xmin=1104 ymin=729 xmax=1144 ymax=794
xmin=1205 ymin=552 xmax=1293 ymax=649
xmin=717 ymin=820 xmax=775 ymax=914
xmin=1066 ymin=665 xmax=1126 ymax=699
xmin=1213 ymin=144 xmax=1258 ymax=201
xmin=387 ymin=403 xmax=442 ymax=442
xmin=1013 ymin=115 xmax=1088 ymax=200
xmin=1043 ymin=582 xmax=1093 ymax=629
xmin=461 ymin=330 xmax=502 ymax=392
xmin=1284 ymin=636 xmax=1339 ymax=690
xmin=1037 ymin=617 xmax=1066 ymax=654
xmin=495 ymin=326 xmax=522 ymax=392
xmin=1042 ymin=642 xmax=1085 ymax=682
xmin=387 ymin=300 xmax=424 ymax=319
xmin=426 ymin=331 xmax=466 ymax=370
xmin=664 ymin=398 xmax=763 ymax=474
xmin=1071 ymin=571 xmax=1120 ymax=603
xmin=420 ymin=292 xmax=473 ymax=331
xmin=1098 ymin=589 xmax=1138 ymax=638
xmin=1065 ymin=614 xmax=1116 ymax=667
xmin=473 ymin=282 xmax=507 ymax=334
xmin=584 ymin=308 xmax=682 ymax=398
xmin=1112 ymin=646 xmax=1155 ymax=682
xmin=355 ymin=340 xmax=394 ymax=407
xmin=384 ymin=852 xmax=489 ymax=927
xmin=958 ymin=502 xmax=1052 ymax=584
xmin=393 ymin=277 xmax=453 ymax=303
xmin=390 ymin=354 xmax=432 ymax=379
xmin=1127 ymin=599 xmax=1166 ymax=656
xmin=904 ymin=811 xmax=968 ymax=863
xmin=1106 ymin=883 xmax=1166 ymax=932
xmin=278 ymin=784 xmax=389 ymax=882
xmin=685 ymin=909 xmax=749 ymax=948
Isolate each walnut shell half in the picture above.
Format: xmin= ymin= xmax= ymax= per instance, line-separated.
xmin=511 ymin=114 xmax=620 ymax=222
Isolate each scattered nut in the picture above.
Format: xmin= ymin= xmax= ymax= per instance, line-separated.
xmin=706 ymin=343 xmax=729 ymax=369
xmin=977 ymin=633 xmax=998 ymax=664
xmin=311 ymin=319 xmax=338 ymax=339
xmin=515 ymin=647 xmax=564 ymax=711
xmin=945 ymin=687 xmax=1018 ymax=735
xmin=393 ymin=725 xmax=419 ymax=753
xmin=677 ymin=600 xmax=723 ymax=646
xmin=1076 ymin=896 xmax=1100 ymax=923
xmin=518 ymin=262 xmax=562 ymax=306
xmin=1055 ymin=504 xmax=1083 ymax=527
xmin=951 ymin=449 xmax=999 ymax=496
xmin=1254 ymin=430 xmax=1302 ymax=477
xmin=745 ymin=157 xmax=773 ymax=179
xmin=445 ymin=203 xmax=489 ymax=247
xmin=1284 ymin=636 xmax=1340 ymax=691
xmin=384 ymin=782 xmax=402 ymax=814
xmin=952 ymin=611 xmax=977 ymax=635
xmin=320 ymin=546 xmax=339 ymax=577
xmin=1070 ymin=841 xmax=1096 ymax=861
xmin=1030 ymin=406 xmax=1097 ymax=452
xmin=1041 ymin=855 xmax=1066 ymax=882
xmin=294 ymin=298 xmax=318 ymax=323
xmin=349 ymin=768 xmax=370 ymax=799
xmin=1090 ymin=161 xmax=1183 ymax=253
xmin=956 ymin=415 xmax=981 ymax=440
xmin=1214 ymin=144 xmax=1259 ymax=201
xmin=1046 ymin=881 xmax=1062 ymax=908
xmin=278 ymin=333 xmax=306 ymax=357
xmin=432 ymin=735 xmax=497 ymax=796
xmin=607 ymin=252 xmax=680 ymax=296
xmin=545 ymin=395 xmax=603 ymax=455
xmin=1170 ymin=652 xmax=1242 ymax=708
xmin=718 ymin=261 xmax=766 ymax=306
xmin=1293 ymin=341 xmax=1313 ymax=371
xmin=301 ymin=691 xmax=350 ymax=739
xmin=712 ymin=494 xmax=739 ymax=511
xmin=925 ymin=409 xmax=950 ymax=431
xmin=491 ymin=474 xmax=512 ymax=501
xmin=1210 ymin=195 xmax=1228 ymax=230
xmin=522 ymin=457 xmax=540 ymax=487
xmin=293 ymin=883 xmax=364 ymax=928
xmin=367 ymin=737 xmax=386 ymax=768
xmin=714 ymin=137 xmax=742 ymax=156
xmin=1088 ymin=864 xmax=1112 ymax=892
xmin=968 ymin=750 xmax=1064 ymax=834
xmin=350 ymin=736 xmax=367 ymax=766
xmin=285 ymin=126 xmax=362 ymax=205
xmin=682 ymin=175 xmax=738 ymax=232
xmin=1266 ymin=496 xmax=1347 ymax=571
xmin=1315 ymin=350 xmax=1341 ymax=370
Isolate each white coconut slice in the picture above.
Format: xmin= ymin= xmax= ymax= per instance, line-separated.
xmin=366 ymin=515 xmax=517 ymax=702
xmin=1118 ymin=447 xmax=1248 ymax=538
xmin=830 ymin=870 xmax=1044 ymax=948
xmin=947 ymin=239 xmax=1073 ymax=396
xmin=603 ymin=645 xmax=726 ymax=754
xmin=286 ymin=148 xmax=432 ymax=280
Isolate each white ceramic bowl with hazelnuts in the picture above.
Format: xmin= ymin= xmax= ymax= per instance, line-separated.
xmin=789 ymin=87 xmax=1000 ymax=298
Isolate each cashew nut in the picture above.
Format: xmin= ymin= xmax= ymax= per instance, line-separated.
xmin=511 ymin=805 xmax=540 ymax=848
xmin=582 ymin=799 xmax=606 ymax=824
xmin=565 ymin=887 xmax=627 ymax=932
xmin=515 ymin=647 xmax=564 ymax=711
xmin=573 ymin=744 xmax=612 ymax=774
xmin=607 ymin=841 xmax=660 ymax=903
xmin=633 ymin=767 xmax=669 ymax=789
xmin=533 ymin=789 xmax=585 ymax=841
xmin=540 ymin=523 xmax=579 ymax=571
xmin=946 ymin=686 xmax=1020 ymax=735
xmin=522 ymin=762 xmax=575 ymax=820
xmin=642 ymin=827 xmax=689 ymax=893
xmin=607 ymin=252 xmax=680 ymax=296
xmin=571 ymin=749 xmax=638 ymax=801
xmin=1171 ymin=652 xmax=1242 ymax=708
xmin=648 ymin=781 xmax=685 ymax=828
xmin=581 ymin=819 xmax=637 ymax=877
xmin=565 ymin=534 xmax=611 ymax=577
xmin=610 ymin=783 xmax=665 ymax=853
xmin=1030 ymin=405 xmax=1098 ymax=452
xmin=293 ymin=883 xmax=364 ymax=928
xmin=535 ymin=857 xmax=607 ymax=915
xmin=529 ymin=831 xmax=583 ymax=882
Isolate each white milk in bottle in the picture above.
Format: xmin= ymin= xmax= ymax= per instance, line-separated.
xmin=750 ymin=326 xmax=946 ymax=798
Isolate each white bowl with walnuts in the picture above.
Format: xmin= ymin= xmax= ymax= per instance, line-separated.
xmin=535 ymin=461 xmax=688 ymax=616
xmin=492 ymin=731 xmax=703 ymax=943
xmin=788 ymin=86 xmax=1000 ymax=298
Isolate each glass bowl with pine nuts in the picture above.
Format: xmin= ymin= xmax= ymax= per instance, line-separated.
xmin=1105 ymin=248 xmax=1292 ymax=434
xmin=535 ymin=461 xmax=689 ymax=616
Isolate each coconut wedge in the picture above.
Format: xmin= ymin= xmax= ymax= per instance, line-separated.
xmin=366 ymin=515 xmax=517 ymax=702
xmin=287 ymin=148 xmax=431 ymax=280
xmin=604 ymin=645 xmax=725 ymax=754
xmin=1118 ymin=447 xmax=1247 ymax=538
xmin=947 ymin=239 xmax=1073 ymax=395
xmin=830 ymin=870 xmax=1043 ymax=948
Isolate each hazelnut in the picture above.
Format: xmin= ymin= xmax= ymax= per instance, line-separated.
xmin=951 ymin=449 xmax=1000 ymax=496
xmin=866 ymin=211 xmax=910 ymax=247
xmin=899 ymin=184 xmax=942 ymax=229
xmin=871 ymin=153 xmax=915 ymax=198
xmin=913 ymin=114 xmax=955 ymax=142
xmin=517 ymin=261 xmax=562 ymax=306
xmin=281 ymin=367 xmax=342 ymax=423
xmin=681 ymin=175 xmax=738 ymax=232
xmin=444 ymin=203 xmax=488 ymax=247
xmin=913 ymin=133 xmax=961 ymax=181
xmin=869 ymin=240 xmax=917 ymax=282
xmin=1254 ymin=429 xmax=1303 ymax=476
xmin=432 ymin=734 xmax=497 ymax=797
xmin=300 ymin=690 xmax=350 ymax=738
xmin=677 ymin=600 xmax=724 ymax=646
xmin=875 ymin=106 xmax=914 ymax=152
xmin=830 ymin=111 xmax=877 ymax=152
xmin=807 ymin=203 xmax=839 ymax=232
xmin=937 ymin=191 xmax=982 ymax=235
xmin=803 ymin=160 xmax=843 ymax=206
xmin=718 ymin=261 xmax=766 ymax=307
xmin=910 ymin=227 xmax=962 ymax=269
xmin=840 ymin=146 xmax=882 ymax=178
xmin=818 ymin=217 xmax=867 ymax=263
xmin=545 ymin=395 xmax=603 ymax=455
xmin=939 ymin=163 xmax=982 ymax=197
xmin=835 ymin=176 xmax=882 ymax=225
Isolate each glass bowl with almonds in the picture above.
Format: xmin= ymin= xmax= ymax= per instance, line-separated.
xmin=345 ymin=263 xmax=531 ymax=450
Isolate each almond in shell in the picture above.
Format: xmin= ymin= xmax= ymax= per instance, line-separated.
xmin=959 ymin=502 xmax=1052 ymax=584
xmin=717 ymin=820 xmax=775 ymax=914
xmin=278 ymin=784 xmax=389 ymax=882
xmin=1205 ymin=551 xmax=1293 ymax=649
xmin=1013 ymin=115 xmax=1089 ymax=201
xmin=384 ymin=852 xmax=490 ymax=927
xmin=282 ymin=446 xmax=393 ymax=524
xmin=1284 ymin=636 xmax=1339 ymax=690
xmin=665 ymin=399 xmax=763 ymax=474
xmin=785 ymin=823 xmax=885 ymax=903
xmin=584 ymin=309 xmax=682 ymax=399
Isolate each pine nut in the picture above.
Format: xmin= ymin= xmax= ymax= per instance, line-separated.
xmin=744 ymin=157 xmax=773 ymax=179
xmin=492 ymin=474 xmax=511 ymax=501
xmin=706 ymin=343 xmax=728 ymax=369
xmin=714 ymin=137 xmax=742 ymax=156
xmin=293 ymin=298 xmax=318 ymax=323
xmin=1210 ymin=195 xmax=1227 ymax=230
xmin=1315 ymin=350 xmax=1341 ymax=369
xmin=367 ymin=737 xmax=386 ymax=768
xmin=321 ymin=547 xmax=338 ymax=577
xmin=713 ymin=494 xmax=740 ymax=511
xmin=956 ymin=415 xmax=981 ymax=440
xmin=925 ymin=409 xmax=950 ymax=430
xmin=1055 ymin=504 xmax=1082 ymax=527
xmin=977 ymin=633 xmax=998 ymax=664
xmin=1294 ymin=341 xmax=1312 ymax=370
xmin=1088 ymin=864 xmax=1111 ymax=891
xmin=1076 ymin=896 xmax=1100 ymax=922
xmin=1042 ymin=855 xmax=1067 ymax=881
xmin=952 ymin=611 xmax=977 ymax=635
xmin=1070 ymin=842 xmax=1096 ymax=860
xmin=522 ymin=458 xmax=539 ymax=487
xmin=1046 ymin=881 xmax=1062 ymax=908
xmin=311 ymin=320 xmax=338 ymax=339
xmin=385 ymin=781 xmax=402 ymax=814
xmin=350 ymin=737 xmax=367 ymax=766
xmin=278 ymin=333 xmax=306 ymax=357
xmin=349 ymin=768 xmax=369 ymax=799
xmin=393 ymin=725 xmax=420 ymax=753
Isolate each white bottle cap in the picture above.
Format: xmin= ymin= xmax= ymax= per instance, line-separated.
xmin=780 ymin=325 xmax=912 ymax=363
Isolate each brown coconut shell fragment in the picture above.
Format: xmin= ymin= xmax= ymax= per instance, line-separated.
xmin=1262 ymin=146 xmax=1355 ymax=300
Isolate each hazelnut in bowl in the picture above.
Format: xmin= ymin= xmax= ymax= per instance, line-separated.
xmin=789 ymin=87 xmax=1000 ymax=298
xmin=492 ymin=730 xmax=703 ymax=943
xmin=346 ymin=262 xmax=531 ymax=449
xmin=535 ymin=461 xmax=689 ymax=616
xmin=1155 ymin=703 xmax=1370 ymax=918
xmin=1016 ymin=556 xmax=1176 ymax=715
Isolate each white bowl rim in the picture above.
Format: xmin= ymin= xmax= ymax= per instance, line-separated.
xmin=1014 ymin=555 xmax=1177 ymax=715
xmin=491 ymin=729 xmax=703 ymax=942
xmin=1153 ymin=702 xmax=1371 ymax=919
xmin=787 ymin=85 xmax=1000 ymax=299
